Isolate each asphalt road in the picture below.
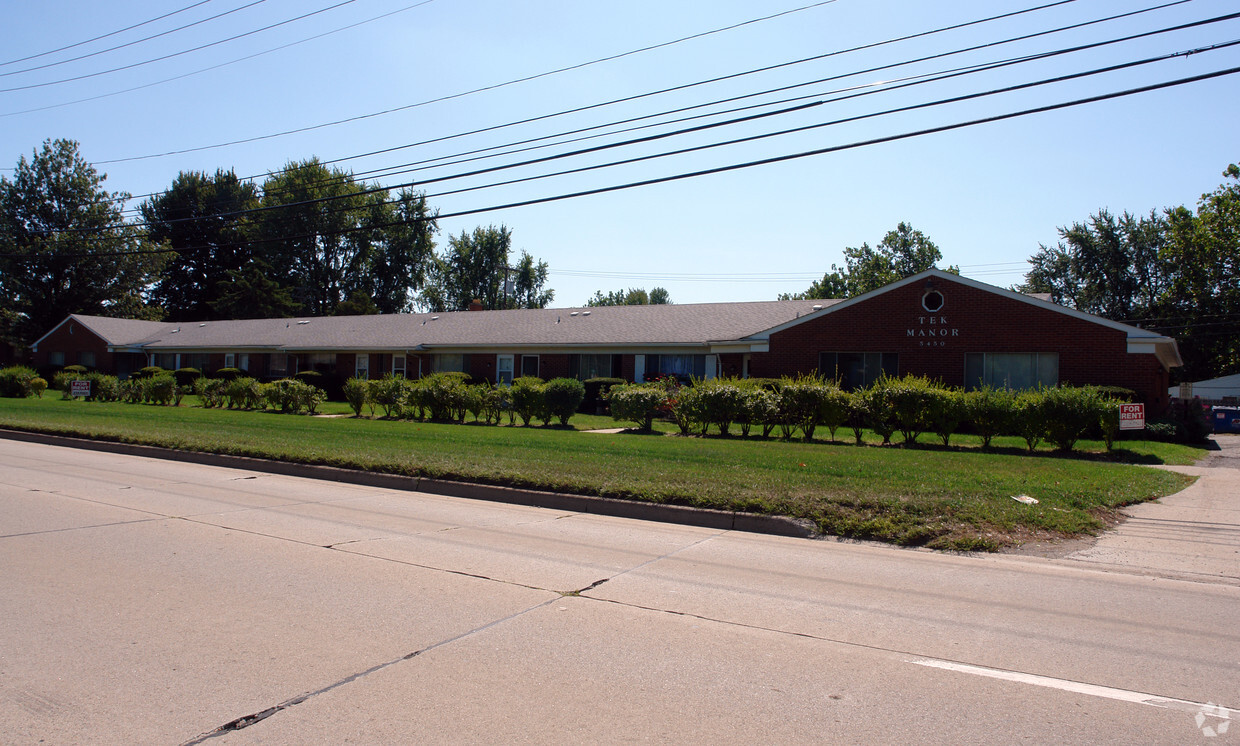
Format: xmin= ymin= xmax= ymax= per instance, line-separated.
xmin=1 ymin=438 xmax=1236 ymax=745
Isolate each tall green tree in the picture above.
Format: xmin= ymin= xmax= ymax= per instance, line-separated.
xmin=368 ymin=188 xmax=438 ymax=314
xmin=141 ymin=169 xmax=259 ymax=321
xmin=0 ymin=139 xmax=166 ymax=345
xmin=1020 ymin=209 xmax=1168 ymax=321
xmin=212 ymin=258 xmax=298 ymax=319
xmin=586 ymin=287 xmax=672 ymax=306
xmin=1161 ymin=164 xmax=1240 ymax=378
xmin=781 ymin=222 xmax=954 ymax=300
xmin=419 ymin=225 xmax=553 ymax=311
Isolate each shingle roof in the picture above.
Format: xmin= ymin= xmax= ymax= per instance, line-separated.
xmin=135 ymin=300 xmax=842 ymax=351
xmin=62 ymin=315 xmax=178 ymax=347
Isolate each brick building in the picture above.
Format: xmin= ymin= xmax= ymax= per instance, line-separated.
xmin=29 ymin=270 xmax=1180 ymax=412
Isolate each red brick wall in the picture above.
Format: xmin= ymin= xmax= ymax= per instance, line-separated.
xmin=751 ymin=276 xmax=1171 ymax=411
xmin=32 ymin=320 xmax=116 ymax=373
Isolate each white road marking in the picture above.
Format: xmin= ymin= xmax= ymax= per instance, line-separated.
xmin=911 ymin=658 xmax=1237 ymax=720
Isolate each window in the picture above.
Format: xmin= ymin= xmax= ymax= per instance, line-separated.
xmin=434 ymin=354 xmax=464 ymax=373
xmin=521 ymin=355 xmax=539 ymax=378
xmin=496 ymin=354 xmax=514 ymax=385
xmin=965 ymin=353 xmax=1058 ymax=390
xmin=355 ymin=354 xmax=370 ymax=380
xmin=79 ymin=350 xmax=96 ymax=368
xmin=269 ymin=353 xmax=286 ymax=376
xmin=151 ymin=353 xmax=176 ymax=370
xmin=819 ymin=352 xmax=898 ymax=390
xmin=646 ymin=354 xmax=705 ymax=380
xmin=48 ymin=351 xmax=64 ymax=366
xmin=307 ymin=353 xmax=336 ymax=371
xmin=572 ymin=354 xmax=612 ymax=380
xmin=225 ymin=353 xmax=235 ymax=369
xmin=393 ymin=354 xmax=406 ymax=377
xmin=237 ymin=353 xmax=250 ymax=372
xmin=181 ymin=353 xmax=210 ymax=372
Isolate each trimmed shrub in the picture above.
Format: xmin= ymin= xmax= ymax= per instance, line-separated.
xmin=419 ymin=373 xmax=468 ymax=421
xmin=193 ymin=378 xmax=227 ymax=408
xmin=1041 ymin=385 xmax=1104 ymax=452
xmin=886 ymin=374 xmax=936 ymax=445
xmin=0 ymin=365 xmax=37 ymax=397
xmin=817 ymin=384 xmax=851 ymax=442
xmin=509 ymin=376 xmax=546 ymax=426
xmin=846 ymin=391 xmax=868 ymax=444
xmin=369 ymin=374 xmax=409 ymax=418
xmin=861 ymin=381 xmax=898 ymax=445
xmin=63 ymin=364 xmax=88 ymax=375
xmin=134 ymin=366 xmax=167 ymax=380
xmin=776 ymin=376 xmax=830 ymax=441
xmin=213 ymin=367 xmax=243 ymax=381
xmin=582 ymin=377 xmax=625 ymax=413
xmin=966 ymin=386 xmax=1016 ymax=448
xmin=544 ymin=377 xmax=586 ymax=426
xmin=225 ymin=377 xmax=262 ymax=409
xmin=29 ymin=377 xmax=48 ymax=398
xmin=147 ymin=374 xmax=178 ymax=406
xmin=926 ymin=386 xmax=967 ymax=446
xmin=87 ymin=372 xmax=121 ymax=402
xmin=668 ymin=383 xmax=705 ymax=435
xmin=174 ymin=367 xmax=202 ymax=387
xmin=1013 ymin=389 xmax=1047 ymax=452
xmin=607 ymin=383 xmax=666 ymax=431
xmin=263 ymin=378 xmax=325 ymax=414
xmin=343 ymin=377 xmax=369 ymax=416
xmin=736 ymin=384 xmax=776 ymax=438
xmin=693 ymin=378 xmax=748 ymax=437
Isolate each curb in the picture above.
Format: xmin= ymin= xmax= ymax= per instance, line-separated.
xmin=0 ymin=428 xmax=817 ymax=539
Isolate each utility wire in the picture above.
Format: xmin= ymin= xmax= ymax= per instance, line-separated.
xmin=106 ymin=0 xmax=1184 ymax=210
xmin=0 ymin=0 xmax=440 ymax=120
xmin=0 ymin=0 xmax=359 ymax=93
xmin=5 ymin=63 xmax=1236 ymax=261
xmin=0 ymin=0 xmax=268 ymax=78
xmin=88 ymin=0 xmax=1080 ymax=164
xmin=0 ymin=0 xmax=216 ymax=67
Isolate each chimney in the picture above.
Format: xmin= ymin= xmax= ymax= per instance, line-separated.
xmin=469 ymin=299 xmax=484 ymax=312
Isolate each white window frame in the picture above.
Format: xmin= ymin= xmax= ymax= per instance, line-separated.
xmin=225 ymin=353 xmax=235 ymax=369
xmin=496 ymin=354 xmax=514 ymax=385
xmin=393 ymin=354 xmax=406 ymax=377
xmin=355 ymin=353 xmax=370 ymax=380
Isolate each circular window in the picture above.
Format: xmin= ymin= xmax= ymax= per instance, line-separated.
xmin=922 ymin=290 xmax=944 ymax=313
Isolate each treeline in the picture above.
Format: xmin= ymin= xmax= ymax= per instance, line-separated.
xmin=0 ymin=139 xmax=554 ymax=349
xmin=1019 ymin=163 xmax=1240 ymax=381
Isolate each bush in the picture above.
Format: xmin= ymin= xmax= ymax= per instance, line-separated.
xmin=419 ymin=373 xmax=468 ymax=421
xmin=174 ymin=368 xmax=202 ymax=387
xmin=582 ymin=377 xmax=625 ymax=414
xmin=510 ymin=376 xmax=546 ymax=426
xmin=369 ymin=374 xmax=409 ymax=418
xmin=264 ymin=378 xmax=325 ymax=414
xmin=926 ymin=386 xmax=967 ymax=446
xmin=862 ymin=380 xmax=898 ymax=445
xmin=214 ymin=367 xmax=243 ymax=381
xmin=544 ymin=377 xmax=586 ymax=426
xmin=134 ymin=366 xmax=167 ymax=380
xmin=736 ymin=384 xmax=776 ymax=438
xmin=63 ymin=364 xmax=88 ymax=375
xmin=86 ymin=372 xmax=121 ymax=402
xmin=1013 ymin=389 xmax=1048 ymax=452
xmin=147 ymin=374 xmax=178 ymax=406
xmin=1041 ymin=385 xmax=1105 ymax=452
xmin=966 ymin=386 xmax=1016 ymax=448
xmin=818 ymin=385 xmax=851 ymax=442
xmin=886 ymin=374 xmax=936 ymax=445
xmin=225 ymin=377 xmax=262 ymax=409
xmin=692 ymin=378 xmax=748 ymax=436
xmin=0 ymin=365 xmax=37 ymax=397
xmin=343 ymin=377 xmax=369 ymax=416
xmin=29 ymin=377 xmax=48 ymax=398
xmin=668 ymin=382 xmax=705 ymax=435
xmin=776 ymin=376 xmax=831 ymax=441
xmin=607 ymin=383 xmax=667 ymax=431
xmin=193 ymin=377 xmax=227 ymax=408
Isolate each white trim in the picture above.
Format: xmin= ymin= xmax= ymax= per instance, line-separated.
xmin=496 ymin=354 xmax=514 ymax=384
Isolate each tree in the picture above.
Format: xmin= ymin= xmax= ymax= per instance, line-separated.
xmin=253 ymin=159 xmax=436 ymax=317
xmin=1019 ymin=209 xmax=1168 ymax=321
xmin=0 ymin=139 xmax=166 ymax=345
xmin=587 ymin=287 xmax=672 ymax=306
xmin=781 ymin=222 xmax=955 ymax=300
xmin=335 ymin=290 xmax=380 ymax=316
xmin=419 ymin=225 xmax=554 ymax=311
xmin=1160 ymin=164 xmax=1240 ymax=378
xmin=212 ymin=259 xmax=297 ymax=319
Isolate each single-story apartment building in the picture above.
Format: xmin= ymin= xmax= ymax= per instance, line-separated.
xmin=30 ymin=270 xmax=1181 ymax=412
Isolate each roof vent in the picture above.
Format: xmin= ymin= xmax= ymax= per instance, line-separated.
xmin=570 ymin=312 xmax=579 ymax=317
xmin=297 ymin=320 xmax=310 ymax=325
xmin=199 ymin=323 xmax=206 ymax=327
xmin=582 ymin=311 xmax=591 ymax=316
xmin=170 ymin=328 xmax=179 ymax=333
xmin=812 ymin=304 xmax=823 ymax=310
xmin=431 ymin=316 xmax=439 ymax=321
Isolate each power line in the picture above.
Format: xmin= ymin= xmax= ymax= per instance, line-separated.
xmin=5 ymin=63 xmax=1236 ymax=261
xmin=0 ymin=0 xmax=268 ymax=78
xmin=87 ymin=0 xmax=1082 ymax=165
xmin=105 ymin=0 xmax=1188 ymax=211
xmin=0 ymin=0 xmax=359 ymax=93
xmin=0 ymin=0 xmax=217 ymax=67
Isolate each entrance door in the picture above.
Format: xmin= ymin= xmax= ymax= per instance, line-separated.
xmin=497 ymin=354 xmax=514 ymax=384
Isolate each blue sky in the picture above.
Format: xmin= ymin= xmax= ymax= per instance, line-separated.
xmin=2 ymin=0 xmax=1237 ymax=306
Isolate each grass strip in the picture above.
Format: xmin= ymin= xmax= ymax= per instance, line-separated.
xmin=0 ymin=397 xmax=1200 ymax=551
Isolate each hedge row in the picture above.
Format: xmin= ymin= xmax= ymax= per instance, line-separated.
xmin=608 ymin=375 xmax=1144 ymax=452
xmin=342 ymin=373 xmax=587 ymax=426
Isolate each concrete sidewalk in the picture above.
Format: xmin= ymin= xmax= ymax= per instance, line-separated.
xmin=1062 ymin=434 xmax=1240 ymax=584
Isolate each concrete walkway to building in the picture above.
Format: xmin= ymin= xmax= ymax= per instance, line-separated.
xmin=1060 ymin=434 xmax=1240 ymax=584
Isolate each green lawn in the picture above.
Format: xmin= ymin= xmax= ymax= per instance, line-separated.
xmin=0 ymin=396 xmax=1202 ymax=551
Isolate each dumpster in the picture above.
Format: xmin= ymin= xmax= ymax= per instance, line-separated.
xmin=1213 ymin=407 xmax=1240 ymax=434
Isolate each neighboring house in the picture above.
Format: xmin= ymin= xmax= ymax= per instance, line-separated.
xmin=30 ymin=270 xmax=1181 ymax=412
xmin=1170 ymin=373 xmax=1240 ymax=404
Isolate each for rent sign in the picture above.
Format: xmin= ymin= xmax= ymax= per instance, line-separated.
xmin=70 ymin=380 xmax=91 ymax=398
xmin=1119 ymin=403 xmax=1145 ymax=431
